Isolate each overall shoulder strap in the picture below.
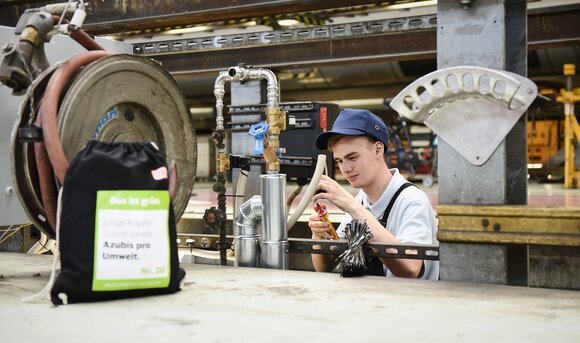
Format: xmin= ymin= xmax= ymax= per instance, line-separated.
xmin=377 ymin=182 xmax=425 ymax=278
xmin=379 ymin=182 xmax=416 ymax=225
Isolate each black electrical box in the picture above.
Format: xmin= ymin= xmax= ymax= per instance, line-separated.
xmin=227 ymin=101 xmax=339 ymax=181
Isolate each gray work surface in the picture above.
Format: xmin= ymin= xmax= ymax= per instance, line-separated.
xmin=1 ymin=253 xmax=579 ymax=342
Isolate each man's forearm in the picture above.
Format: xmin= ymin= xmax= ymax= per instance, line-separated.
xmin=311 ymin=253 xmax=336 ymax=272
xmin=311 ymin=234 xmax=337 ymax=272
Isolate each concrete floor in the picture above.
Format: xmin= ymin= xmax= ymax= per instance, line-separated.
xmin=1 ymin=252 xmax=579 ymax=342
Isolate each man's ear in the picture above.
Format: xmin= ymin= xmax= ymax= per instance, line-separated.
xmin=375 ymin=142 xmax=384 ymax=156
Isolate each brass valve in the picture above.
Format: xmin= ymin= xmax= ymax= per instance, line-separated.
xmin=266 ymin=106 xmax=286 ymax=135
xmin=216 ymin=152 xmax=231 ymax=173
xmin=263 ymin=139 xmax=281 ymax=173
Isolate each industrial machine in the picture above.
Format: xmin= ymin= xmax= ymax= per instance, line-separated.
xmin=0 ymin=2 xmax=197 ymax=244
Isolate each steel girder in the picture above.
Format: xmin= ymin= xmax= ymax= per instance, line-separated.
xmin=141 ymin=5 xmax=580 ymax=75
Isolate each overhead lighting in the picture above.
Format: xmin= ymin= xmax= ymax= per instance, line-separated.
xmin=385 ymin=0 xmax=437 ymax=10
xmin=278 ymin=19 xmax=301 ymax=27
xmin=528 ymin=163 xmax=543 ymax=169
xmin=163 ymin=26 xmax=210 ymax=35
xmin=189 ymin=107 xmax=215 ymax=118
xmin=330 ymin=98 xmax=387 ymax=108
xmin=98 ymin=35 xmax=120 ymax=41
xmin=296 ymin=77 xmax=328 ymax=84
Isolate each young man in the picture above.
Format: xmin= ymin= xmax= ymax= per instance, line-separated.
xmin=309 ymin=108 xmax=439 ymax=280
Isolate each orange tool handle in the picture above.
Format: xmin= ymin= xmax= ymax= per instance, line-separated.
xmin=314 ymin=202 xmax=339 ymax=240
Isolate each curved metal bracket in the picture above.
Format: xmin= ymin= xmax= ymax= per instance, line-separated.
xmin=390 ymin=66 xmax=537 ymax=165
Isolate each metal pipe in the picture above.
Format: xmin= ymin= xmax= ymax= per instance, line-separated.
xmin=213 ymin=71 xmax=229 ymax=131
xmin=52 ymin=16 xmax=104 ymax=51
xmin=260 ymin=174 xmax=288 ymax=269
xmin=213 ymin=66 xmax=281 ymax=130
xmin=234 ymin=195 xmax=263 ymax=267
xmin=227 ymin=66 xmax=279 ymax=107
xmin=234 ymin=169 xmax=249 ymax=219
xmin=234 ymin=196 xmax=262 ymax=268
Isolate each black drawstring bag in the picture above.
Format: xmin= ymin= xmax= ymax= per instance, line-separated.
xmin=50 ymin=140 xmax=185 ymax=305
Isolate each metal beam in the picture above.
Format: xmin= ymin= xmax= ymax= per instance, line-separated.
xmin=158 ymin=30 xmax=436 ymax=75
xmin=528 ymin=4 xmax=580 ymax=49
xmin=437 ymin=205 xmax=580 ymax=247
xmin=147 ymin=5 xmax=580 ymax=75
xmin=132 ymin=15 xmax=438 ymax=55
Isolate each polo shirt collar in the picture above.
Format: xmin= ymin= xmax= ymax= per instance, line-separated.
xmin=360 ymin=168 xmax=407 ymax=218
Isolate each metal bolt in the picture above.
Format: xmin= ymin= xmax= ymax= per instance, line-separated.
xmin=5 ymin=187 xmax=14 ymax=196
xmin=124 ymin=109 xmax=135 ymax=121
xmin=200 ymin=237 xmax=211 ymax=248
xmin=482 ymin=219 xmax=490 ymax=227
xmin=458 ymin=0 xmax=473 ymax=10
xmin=493 ymin=223 xmax=501 ymax=232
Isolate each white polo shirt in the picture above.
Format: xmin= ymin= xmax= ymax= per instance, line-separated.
xmin=336 ymin=168 xmax=439 ymax=280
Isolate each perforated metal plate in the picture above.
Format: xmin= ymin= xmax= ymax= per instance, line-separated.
xmin=390 ymin=66 xmax=537 ymax=165
xmin=57 ymin=54 xmax=196 ymax=220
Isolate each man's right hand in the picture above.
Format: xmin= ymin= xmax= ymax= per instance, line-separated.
xmin=308 ymin=211 xmax=332 ymax=240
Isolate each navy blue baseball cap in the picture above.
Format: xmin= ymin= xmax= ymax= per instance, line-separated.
xmin=315 ymin=108 xmax=388 ymax=150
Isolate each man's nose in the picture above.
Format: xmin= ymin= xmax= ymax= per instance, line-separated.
xmin=342 ymin=161 xmax=353 ymax=172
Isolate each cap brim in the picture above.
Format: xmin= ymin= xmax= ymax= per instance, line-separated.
xmin=315 ymin=128 xmax=367 ymax=150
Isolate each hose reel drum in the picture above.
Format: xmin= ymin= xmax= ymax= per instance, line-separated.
xmin=12 ymin=54 xmax=197 ymax=238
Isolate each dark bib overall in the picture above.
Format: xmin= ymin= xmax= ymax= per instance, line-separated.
xmin=365 ymin=182 xmax=417 ymax=276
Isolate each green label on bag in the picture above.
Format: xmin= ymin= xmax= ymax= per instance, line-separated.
xmin=93 ymin=190 xmax=171 ymax=291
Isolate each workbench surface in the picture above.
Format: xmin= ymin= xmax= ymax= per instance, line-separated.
xmin=1 ymin=252 xmax=579 ymax=342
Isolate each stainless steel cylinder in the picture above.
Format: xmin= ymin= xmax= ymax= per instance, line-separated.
xmin=260 ymin=174 xmax=287 ymax=242
xmin=260 ymin=174 xmax=288 ymax=269
xmin=234 ymin=236 xmax=260 ymax=268
xmin=260 ymin=241 xmax=289 ymax=270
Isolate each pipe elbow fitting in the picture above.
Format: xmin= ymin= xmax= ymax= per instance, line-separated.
xmin=234 ymin=195 xmax=263 ymax=236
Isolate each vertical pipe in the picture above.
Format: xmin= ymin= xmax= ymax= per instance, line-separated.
xmin=214 ymin=71 xmax=229 ymax=131
xmin=260 ymin=174 xmax=288 ymax=269
xmin=233 ymin=195 xmax=262 ymax=267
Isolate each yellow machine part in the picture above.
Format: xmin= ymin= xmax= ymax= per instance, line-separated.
xmin=527 ymin=119 xmax=561 ymax=165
